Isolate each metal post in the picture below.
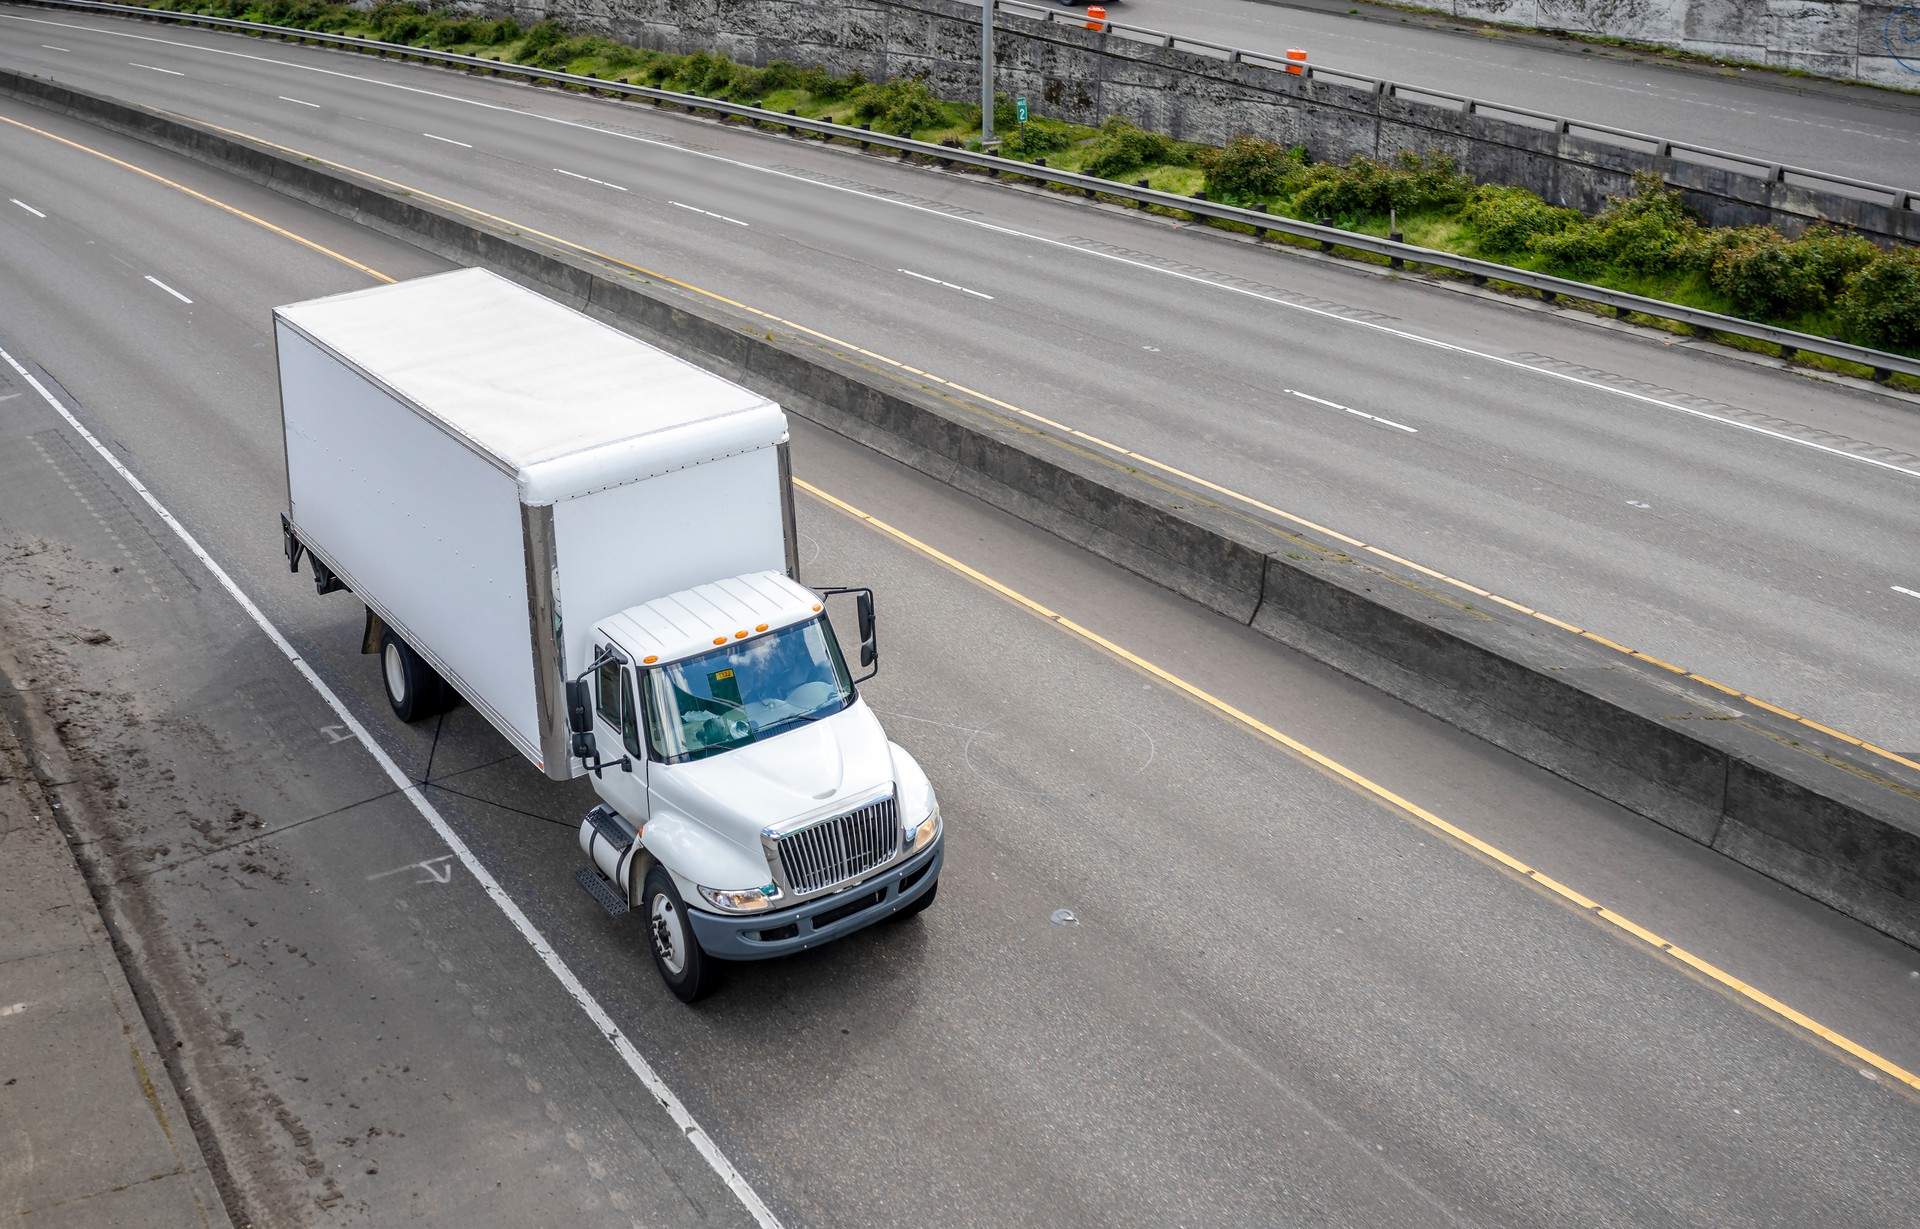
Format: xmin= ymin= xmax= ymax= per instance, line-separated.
xmin=980 ymin=0 xmax=996 ymax=149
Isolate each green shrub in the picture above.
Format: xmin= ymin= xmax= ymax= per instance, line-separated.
xmin=1701 ymin=226 xmax=1827 ymax=317
xmin=1533 ymin=172 xmax=1699 ymax=274
xmin=423 ymin=17 xmax=479 ymax=48
xmin=800 ymin=66 xmax=861 ymax=102
xmin=1460 ymin=184 xmax=1579 ymax=253
xmin=518 ymin=19 xmax=567 ymax=59
xmin=1001 ymin=116 xmax=1076 ymax=156
xmin=850 ymin=77 xmax=946 ymax=135
xmin=366 ymin=2 xmax=432 ymax=44
xmin=1837 ymin=247 xmax=1920 ymax=350
xmin=1290 ymin=150 xmax=1471 ymax=219
xmin=1081 ymin=116 xmax=1180 ymax=178
xmin=1198 ymin=135 xmax=1302 ymax=204
xmin=476 ymin=17 xmax=520 ymax=45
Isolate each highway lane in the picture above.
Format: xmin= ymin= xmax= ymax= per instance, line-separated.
xmin=1014 ymin=0 xmax=1920 ymax=190
xmin=5 ymin=86 xmax=1920 ymax=1228
xmin=7 ymin=11 xmax=1916 ymax=758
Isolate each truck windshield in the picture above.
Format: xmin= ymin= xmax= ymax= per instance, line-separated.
xmin=642 ymin=616 xmax=855 ymax=762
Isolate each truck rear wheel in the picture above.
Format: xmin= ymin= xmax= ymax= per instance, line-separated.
xmin=643 ymin=865 xmax=722 ymax=1003
xmin=379 ymin=629 xmax=450 ymax=723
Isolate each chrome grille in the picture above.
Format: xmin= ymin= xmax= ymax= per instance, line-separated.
xmin=774 ymin=795 xmax=900 ymax=895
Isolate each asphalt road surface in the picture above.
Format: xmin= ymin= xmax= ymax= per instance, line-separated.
xmin=2 ymin=77 xmax=1919 ymax=1229
xmin=4 ymin=6 xmax=1917 ymax=759
xmin=1009 ymin=0 xmax=1920 ymax=189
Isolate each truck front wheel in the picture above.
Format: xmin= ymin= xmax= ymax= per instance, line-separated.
xmin=642 ymin=865 xmax=722 ymax=1003
xmin=379 ymin=629 xmax=450 ymax=722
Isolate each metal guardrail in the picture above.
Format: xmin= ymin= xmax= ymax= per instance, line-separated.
xmin=14 ymin=0 xmax=1920 ymax=380
xmin=994 ymin=0 xmax=1920 ymax=212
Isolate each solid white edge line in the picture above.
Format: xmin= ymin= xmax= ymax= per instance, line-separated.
xmin=16 ymin=10 xmax=1914 ymax=482
xmin=0 ymin=342 xmax=785 ymax=1229
xmin=11 ymin=198 xmax=47 ymax=218
xmin=277 ymin=95 xmax=320 ymax=108
xmin=1894 ymin=586 xmax=1920 ymax=600
xmin=143 ymin=275 xmax=193 ymax=304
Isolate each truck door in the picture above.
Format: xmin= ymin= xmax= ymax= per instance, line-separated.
xmin=591 ymin=647 xmax=650 ymax=825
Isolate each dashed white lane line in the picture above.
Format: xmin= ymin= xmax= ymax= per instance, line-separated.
xmin=555 ymin=167 xmax=627 ymax=191
xmin=898 ymin=268 xmax=994 ymax=300
xmin=10 ymin=198 xmax=46 ymax=218
xmin=1286 ymin=388 xmax=1418 ymax=434
xmin=40 ymin=44 xmax=69 ymax=51
xmin=143 ymin=275 xmax=192 ymax=304
xmin=422 ymin=132 xmax=471 ymax=148
xmin=669 ymin=200 xmax=748 ymax=226
xmin=1895 ymin=586 xmax=1920 ymax=601
xmin=127 ymin=61 xmax=182 ymax=75
xmin=278 ymin=95 xmax=320 ymax=108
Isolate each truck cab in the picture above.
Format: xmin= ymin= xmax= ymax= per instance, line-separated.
xmin=573 ymin=571 xmax=942 ymax=1000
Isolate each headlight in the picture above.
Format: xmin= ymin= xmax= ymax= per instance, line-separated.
xmin=907 ymin=802 xmax=941 ymax=854
xmin=696 ymin=884 xmax=781 ymax=913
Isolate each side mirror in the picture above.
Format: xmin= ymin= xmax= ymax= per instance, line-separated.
xmin=856 ymin=591 xmax=877 ymax=669
xmin=566 ymin=678 xmax=593 ymax=735
xmin=571 ymin=730 xmax=598 ymax=763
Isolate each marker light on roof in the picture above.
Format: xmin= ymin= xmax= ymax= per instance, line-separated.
xmin=712 ymin=637 xmax=726 ymax=645
xmin=755 ymin=623 xmax=768 ymax=632
xmin=734 ymin=630 xmax=748 ymax=639
xmin=812 ymin=604 xmax=822 ymax=612
xmin=643 ymin=655 xmax=657 ymax=664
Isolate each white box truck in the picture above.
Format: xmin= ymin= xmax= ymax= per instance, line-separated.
xmin=274 ymin=268 xmax=942 ymax=1001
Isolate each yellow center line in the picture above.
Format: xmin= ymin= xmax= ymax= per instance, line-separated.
xmin=166 ymin=115 xmax=1920 ymax=774
xmin=0 ymin=114 xmax=394 ymax=283
xmin=796 ymin=476 xmax=1920 ymax=1095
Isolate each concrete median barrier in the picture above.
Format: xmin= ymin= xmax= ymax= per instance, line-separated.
xmin=6 ymin=68 xmax=1914 ymax=949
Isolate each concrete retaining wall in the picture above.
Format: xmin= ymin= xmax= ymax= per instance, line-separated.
xmin=473 ymin=0 xmax=1920 ymax=244
xmin=8 ymin=68 xmax=1914 ymax=947
xmin=1444 ymin=2 xmax=1920 ymax=88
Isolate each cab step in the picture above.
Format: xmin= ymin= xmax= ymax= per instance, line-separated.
xmin=585 ymin=803 xmax=635 ymax=852
xmin=573 ymin=866 xmax=631 ymax=916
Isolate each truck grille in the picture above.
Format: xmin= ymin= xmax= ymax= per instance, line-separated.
xmin=774 ymin=795 xmax=900 ymax=895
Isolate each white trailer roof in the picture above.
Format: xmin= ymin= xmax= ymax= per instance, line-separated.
xmin=274 ymin=268 xmax=784 ymax=504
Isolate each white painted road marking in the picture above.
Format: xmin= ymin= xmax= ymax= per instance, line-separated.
xmin=10 ymin=198 xmax=46 ymax=218
xmin=0 ymin=1002 xmax=28 ymax=1017
xmin=369 ymin=854 xmax=456 ymax=885
xmin=320 ymin=724 xmax=352 ymax=743
xmin=1894 ymin=586 xmax=1920 ymax=600
xmin=669 ymin=200 xmax=748 ymax=226
xmin=899 ymin=268 xmax=994 ymax=300
xmin=422 ymin=132 xmax=471 ymax=148
xmin=554 ymin=167 xmax=627 ymax=191
xmin=278 ymin=95 xmax=320 ymax=108
xmin=143 ymin=275 xmax=192 ymax=304
xmin=1285 ymin=388 xmax=1418 ymax=433
xmin=0 ymin=338 xmax=783 ymax=1229
xmin=128 ymin=61 xmax=183 ymax=75
xmin=40 ymin=44 xmax=69 ymax=52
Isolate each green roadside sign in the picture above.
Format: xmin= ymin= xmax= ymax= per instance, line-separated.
xmin=1016 ymin=97 xmax=1028 ymax=123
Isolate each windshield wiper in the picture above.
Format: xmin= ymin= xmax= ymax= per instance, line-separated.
xmin=757 ymin=709 xmax=831 ymax=736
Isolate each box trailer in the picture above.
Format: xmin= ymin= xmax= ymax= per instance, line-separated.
xmin=275 ymin=268 xmax=941 ymax=1000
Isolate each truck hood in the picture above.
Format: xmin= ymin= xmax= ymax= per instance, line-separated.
xmin=651 ymin=698 xmax=895 ymax=854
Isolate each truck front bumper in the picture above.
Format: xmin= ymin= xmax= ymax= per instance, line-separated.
xmin=687 ymin=836 xmax=943 ymax=961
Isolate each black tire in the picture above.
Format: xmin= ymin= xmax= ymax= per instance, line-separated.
xmin=892 ymin=878 xmax=938 ymax=921
xmin=379 ymin=629 xmax=449 ymax=723
xmin=643 ymin=865 xmax=723 ymax=1003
